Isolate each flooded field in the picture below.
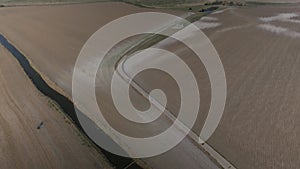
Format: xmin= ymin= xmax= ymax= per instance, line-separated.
xmin=0 ymin=1 xmax=300 ymax=169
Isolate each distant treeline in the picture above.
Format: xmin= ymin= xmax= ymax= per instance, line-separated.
xmin=204 ymin=1 xmax=245 ymax=6
xmin=121 ymin=0 xmax=245 ymax=8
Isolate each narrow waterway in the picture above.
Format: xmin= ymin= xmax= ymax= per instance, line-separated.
xmin=0 ymin=34 xmax=141 ymax=169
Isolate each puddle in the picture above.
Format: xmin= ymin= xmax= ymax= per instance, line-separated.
xmin=258 ymin=23 xmax=300 ymax=38
xmin=200 ymin=16 xmax=218 ymax=21
xmin=258 ymin=24 xmax=288 ymax=34
xmin=259 ymin=13 xmax=300 ymax=24
xmin=195 ymin=21 xmax=221 ymax=29
xmin=258 ymin=13 xmax=300 ymax=38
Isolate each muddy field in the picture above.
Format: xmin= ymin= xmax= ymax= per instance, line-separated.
xmin=0 ymin=1 xmax=300 ymax=169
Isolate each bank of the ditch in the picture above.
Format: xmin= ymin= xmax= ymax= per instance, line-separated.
xmin=0 ymin=34 xmax=142 ymax=169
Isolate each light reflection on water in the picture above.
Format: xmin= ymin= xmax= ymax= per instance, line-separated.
xmin=258 ymin=13 xmax=300 ymax=38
